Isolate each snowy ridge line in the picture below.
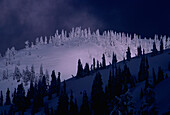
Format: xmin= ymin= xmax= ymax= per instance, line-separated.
xmin=3 ymin=27 xmax=170 ymax=57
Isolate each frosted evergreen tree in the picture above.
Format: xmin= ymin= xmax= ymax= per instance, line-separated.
xmin=40 ymin=36 xmax=44 ymax=45
xmin=45 ymin=69 xmax=49 ymax=85
xmin=35 ymin=37 xmax=40 ymax=45
xmin=25 ymin=41 xmax=29 ymax=49
xmin=14 ymin=66 xmax=22 ymax=81
xmin=40 ymin=64 xmax=44 ymax=79
xmin=23 ymin=66 xmax=31 ymax=85
xmin=3 ymin=70 xmax=8 ymax=80
xmin=111 ymin=91 xmax=135 ymax=114
xmin=31 ymin=42 xmax=34 ymax=48
xmin=31 ymin=65 xmax=35 ymax=81
xmin=44 ymin=36 xmax=48 ymax=44
xmin=48 ymin=37 xmax=52 ymax=44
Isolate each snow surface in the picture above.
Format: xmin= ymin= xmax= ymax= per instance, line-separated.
xmin=0 ymin=28 xmax=170 ymax=114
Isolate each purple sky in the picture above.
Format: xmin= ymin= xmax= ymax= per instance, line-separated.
xmin=0 ymin=0 xmax=169 ymax=53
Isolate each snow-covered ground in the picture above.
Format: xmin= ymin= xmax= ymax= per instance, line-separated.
xmin=0 ymin=28 xmax=170 ymax=114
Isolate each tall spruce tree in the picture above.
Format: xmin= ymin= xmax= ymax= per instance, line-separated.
xmin=112 ymin=52 xmax=117 ymax=68
xmin=50 ymin=70 xmax=57 ymax=94
xmin=29 ymin=80 xmax=34 ymax=99
xmin=76 ymin=59 xmax=84 ymax=78
xmin=140 ymin=88 xmax=143 ymax=99
xmin=69 ymin=90 xmax=75 ymax=115
xmin=157 ymin=67 xmax=164 ymax=83
xmin=102 ymin=54 xmax=106 ymax=68
xmin=80 ymin=91 xmax=91 ymax=115
xmin=160 ymin=39 xmax=164 ymax=53
xmin=45 ymin=69 xmax=49 ymax=85
xmin=84 ymin=63 xmax=90 ymax=76
xmin=91 ymin=72 xmax=105 ymax=115
xmin=56 ymin=72 xmax=61 ymax=96
xmin=31 ymin=65 xmax=35 ymax=81
xmin=114 ymin=67 xmax=123 ymax=96
xmin=74 ymin=98 xmax=79 ymax=115
xmin=137 ymin=46 xmax=142 ymax=57
xmin=15 ymin=83 xmax=26 ymax=111
xmin=0 ymin=91 xmax=3 ymax=106
xmin=57 ymin=81 xmax=69 ymax=115
xmin=152 ymin=68 xmax=157 ymax=86
xmin=138 ymin=56 xmax=149 ymax=82
xmin=97 ymin=60 xmax=100 ymax=70
xmin=42 ymin=75 xmax=47 ymax=97
xmin=126 ymin=47 xmax=131 ymax=61
xmin=93 ymin=58 xmax=96 ymax=70
xmin=12 ymin=88 xmax=17 ymax=105
xmin=5 ymin=88 xmax=11 ymax=105
xmin=152 ymin=42 xmax=158 ymax=56
xmin=40 ymin=64 xmax=44 ymax=79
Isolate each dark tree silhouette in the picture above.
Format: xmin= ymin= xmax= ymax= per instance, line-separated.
xmin=80 ymin=91 xmax=91 ymax=115
xmin=50 ymin=70 xmax=57 ymax=94
xmin=137 ymin=46 xmax=142 ymax=57
xmin=0 ymin=91 xmax=3 ymax=106
xmin=152 ymin=68 xmax=157 ymax=86
xmin=84 ymin=63 xmax=90 ymax=76
xmin=152 ymin=42 xmax=158 ymax=56
xmin=15 ymin=83 xmax=26 ymax=111
xmin=5 ymin=88 xmax=11 ymax=105
xmin=57 ymin=81 xmax=69 ymax=115
xmin=157 ymin=67 xmax=164 ymax=83
xmin=56 ymin=72 xmax=61 ymax=96
xmin=126 ymin=47 xmax=131 ymax=61
xmin=76 ymin=59 xmax=84 ymax=78
xmin=102 ymin=54 xmax=106 ymax=68
xmin=91 ymin=72 xmax=105 ymax=115
xmin=160 ymin=39 xmax=164 ymax=53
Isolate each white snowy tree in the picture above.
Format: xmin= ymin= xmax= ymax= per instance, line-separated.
xmin=13 ymin=66 xmax=22 ymax=81
xmin=25 ymin=41 xmax=29 ymax=49
xmin=44 ymin=36 xmax=48 ymax=44
xmin=3 ymin=70 xmax=8 ymax=80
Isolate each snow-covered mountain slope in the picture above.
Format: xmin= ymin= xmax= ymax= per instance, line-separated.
xmin=0 ymin=48 xmax=170 ymax=114
xmin=1 ymin=28 xmax=170 ymax=82
xmin=0 ymin=28 xmax=170 ymax=106
xmin=33 ymin=48 xmax=170 ymax=115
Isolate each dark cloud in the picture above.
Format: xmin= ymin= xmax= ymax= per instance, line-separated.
xmin=0 ymin=0 xmax=170 ymax=53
